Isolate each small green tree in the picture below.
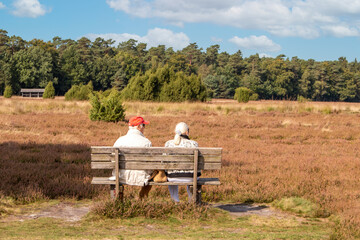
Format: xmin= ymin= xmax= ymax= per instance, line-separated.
xmin=249 ymin=93 xmax=259 ymax=101
xmin=43 ymin=81 xmax=55 ymax=99
xmin=234 ymin=87 xmax=252 ymax=103
xmin=89 ymin=89 xmax=125 ymax=122
xmin=64 ymin=85 xmax=80 ymax=100
xmin=64 ymin=81 xmax=93 ymax=101
xmin=3 ymin=85 xmax=12 ymax=98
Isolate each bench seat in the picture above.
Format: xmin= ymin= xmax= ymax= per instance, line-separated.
xmin=91 ymin=177 xmax=221 ymax=186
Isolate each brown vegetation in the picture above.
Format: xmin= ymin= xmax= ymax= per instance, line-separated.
xmin=1 ymin=97 xmax=360 ymax=238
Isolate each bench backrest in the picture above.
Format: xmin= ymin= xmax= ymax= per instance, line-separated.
xmin=91 ymin=147 xmax=222 ymax=170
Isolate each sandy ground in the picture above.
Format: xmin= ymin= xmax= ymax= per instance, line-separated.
xmin=2 ymin=202 xmax=294 ymax=223
xmin=213 ymin=203 xmax=293 ymax=218
xmin=2 ymin=202 xmax=91 ymax=222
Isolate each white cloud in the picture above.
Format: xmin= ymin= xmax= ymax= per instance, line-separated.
xmin=106 ymin=0 xmax=360 ymax=38
xmin=0 ymin=2 xmax=5 ymax=9
xmin=229 ymin=35 xmax=281 ymax=52
xmin=12 ymin=0 xmax=50 ymax=18
xmin=106 ymin=0 xmax=151 ymax=18
xmin=321 ymin=25 xmax=360 ymax=37
xmin=85 ymin=28 xmax=190 ymax=51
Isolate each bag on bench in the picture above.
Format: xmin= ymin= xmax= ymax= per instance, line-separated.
xmin=151 ymin=170 xmax=167 ymax=183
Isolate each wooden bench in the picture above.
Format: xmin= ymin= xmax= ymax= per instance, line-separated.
xmin=91 ymin=146 xmax=222 ymax=203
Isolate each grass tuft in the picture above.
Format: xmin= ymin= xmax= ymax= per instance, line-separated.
xmin=92 ymin=199 xmax=211 ymax=220
xmin=272 ymin=197 xmax=320 ymax=218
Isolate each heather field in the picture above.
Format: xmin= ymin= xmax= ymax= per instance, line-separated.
xmin=1 ymin=97 xmax=360 ymax=239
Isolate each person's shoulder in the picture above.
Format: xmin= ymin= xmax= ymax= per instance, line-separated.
xmin=188 ymin=139 xmax=199 ymax=147
xmin=113 ymin=136 xmax=125 ymax=147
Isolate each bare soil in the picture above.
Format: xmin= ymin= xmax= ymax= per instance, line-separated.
xmin=2 ymin=201 xmax=296 ymax=223
xmin=2 ymin=202 xmax=90 ymax=222
xmin=213 ymin=203 xmax=296 ymax=218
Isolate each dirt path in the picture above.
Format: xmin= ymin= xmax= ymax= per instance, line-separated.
xmin=2 ymin=202 xmax=294 ymax=223
xmin=213 ymin=203 xmax=292 ymax=218
xmin=2 ymin=202 xmax=91 ymax=222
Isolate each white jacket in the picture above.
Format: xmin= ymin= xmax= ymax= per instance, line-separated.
xmin=111 ymin=128 xmax=152 ymax=186
xmin=165 ymin=137 xmax=200 ymax=178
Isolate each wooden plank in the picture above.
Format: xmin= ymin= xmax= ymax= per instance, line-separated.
xmin=91 ymin=154 xmax=221 ymax=163
xmin=118 ymin=162 xmax=221 ymax=170
xmin=91 ymin=177 xmax=116 ymax=185
xmin=91 ymin=162 xmax=115 ymax=169
xmin=119 ymin=154 xmax=221 ymax=162
xmin=91 ymin=147 xmax=115 ymax=154
xmin=197 ymin=178 xmax=221 ymax=185
xmin=115 ymin=148 xmax=119 ymax=199
xmin=91 ymin=154 xmax=115 ymax=161
xmin=91 ymin=177 xmax=220 ymax=186
xmin=91 ymin=147 xmax=222 ymax=155
xmin=193 ymin=149 xmax=199 ymax=203
xmin=149 ymin=178 xmax=220 ymax=186
xmin=91 ymin=161 xmax=221 ymax=170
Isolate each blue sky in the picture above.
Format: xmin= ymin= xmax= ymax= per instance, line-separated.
xmin=1 ymin=0 xmax=360 ymax=61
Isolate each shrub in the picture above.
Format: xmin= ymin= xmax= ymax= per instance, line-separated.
xmin=65 ymin=82 xmax=93 ymax=101
xmin=249 ymin=93 xmax=259 ymax=101
xmin=122 ymin=65 xmax=207 ymax=102
xmin=234 ymin=87 xmax=252 ymax=103
xmin=92 ymin=199 xmax=210 ymax=220
xmin=3 ymin=85 xmax=12 ymax=98
xmin=89 ymin=88 xmax=125 ymax=123
xmin=43 ymin=81 xmax=55 ymax=99
xmin=297 ymin=95 xmax=309 ymax=103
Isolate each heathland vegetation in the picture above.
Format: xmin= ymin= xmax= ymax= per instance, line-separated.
xmin=1 ymin=29 xmax=360 ymax=102
xmin=1 ymin=28 xmax=360 ymax=238
xmin=1 ymin=98 xmax=360 ymax=238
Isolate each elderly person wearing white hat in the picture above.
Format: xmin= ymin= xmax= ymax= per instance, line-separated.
xmin=164 ymin=122 xmax=201 ymax=202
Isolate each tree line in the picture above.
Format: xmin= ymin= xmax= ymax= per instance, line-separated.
xmin=1 ymin=29 xmax=360 ymax=102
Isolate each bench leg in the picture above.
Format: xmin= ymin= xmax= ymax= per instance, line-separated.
xmin=188 ymin=185 xmax=202 ymax=204
xmin=196 ymin=185 xmax=202 ymax=204
xmin=110 ymin=184 xmax=124 ymax=200
xmin=119 ymin=185 xmax=124 ymax=201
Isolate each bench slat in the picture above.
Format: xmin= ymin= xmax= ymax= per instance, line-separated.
xmin=91 ymin=162 xmax=115 ymax=169
xmin=91 ymin=147 xmax=222 ymax=155
xmin=91 ymin=162 xmax=221 ymax=170
xmin=91 ymin=177 xmax=220 ymax=186
xmin=91 ymin=153 xmax=221 ymax=163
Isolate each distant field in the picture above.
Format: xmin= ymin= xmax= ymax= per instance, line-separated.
xmin=1 ymin=97 xmax=360 ymax=238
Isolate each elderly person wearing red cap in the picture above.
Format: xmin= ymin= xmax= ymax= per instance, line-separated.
xmin=111 ymin=116 xmax=153 ymax=199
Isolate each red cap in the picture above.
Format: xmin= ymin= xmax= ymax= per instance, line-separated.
xmin=128 ymin=116 xmax=150 ymax=126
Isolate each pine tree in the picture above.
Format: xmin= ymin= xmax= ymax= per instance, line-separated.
xmin=43 ymin=81 xmax=55 ymax=99
xmin=3 ymin=85 xmax=12 ymax=98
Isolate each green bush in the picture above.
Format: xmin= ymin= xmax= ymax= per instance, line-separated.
xmin=249 ymin=93 xmax=259 ymax=101
xmin=234 ymin=87 xmax=252 ymax=103
xmin=297 ymin=95 xmax=309 ymax=103
xmin=122 ymin=65 xmax=207 ymax=102
xmin=89 ymin=88 xmax=125 ymax=122
xmin=3 ymin=85 xmax=12 ymax=98
xmin=65 ymin=82 xmax=93 ymax=101
xmin=43 ymin=81 xmax=55 ymax=99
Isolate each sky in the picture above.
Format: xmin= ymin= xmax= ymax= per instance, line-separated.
xmin=1 ymin=0 xmax=360 ymax=61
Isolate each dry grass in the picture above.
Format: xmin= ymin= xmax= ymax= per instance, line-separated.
xmin=1 ymin=97 xmax=360 ymax=238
